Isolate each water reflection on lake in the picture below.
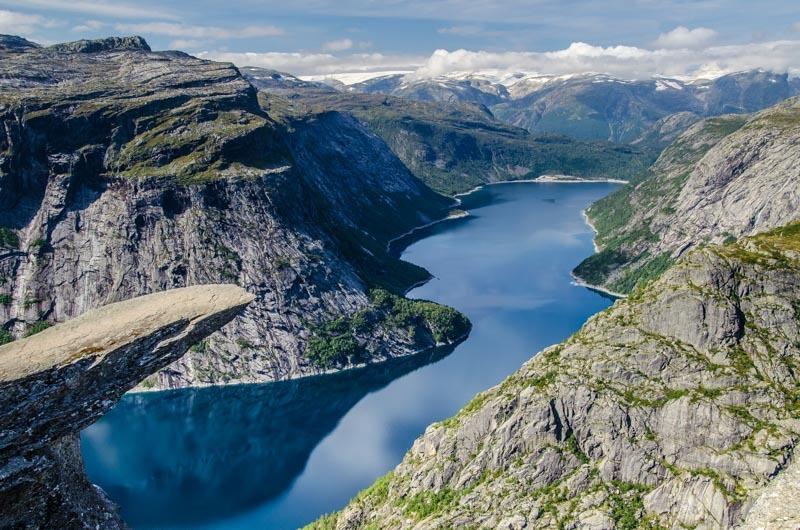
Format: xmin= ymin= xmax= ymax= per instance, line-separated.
xmin=82 ymin=182 xmax=620 ymax=529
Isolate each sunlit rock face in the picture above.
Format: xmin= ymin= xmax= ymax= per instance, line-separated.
xmin=0 ymin=285 xmax=253 ymax=529
xmin=321 ymin=224 xmax=800 ymax=529
xmin=575 ymin=97 xmax=800 ymax=295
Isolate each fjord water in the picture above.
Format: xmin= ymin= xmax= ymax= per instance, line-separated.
xmin=81 ymin=182 xmax=619 ymax=529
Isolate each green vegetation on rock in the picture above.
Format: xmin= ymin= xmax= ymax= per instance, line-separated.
xmin=305 ymin=289 xmax=470 ymax=368
xmin=573 ymin=114 xmax=751 ymax=294
xmin=0 ymin=227 xmax=19 ymax=249
xmin=24 ymin=321 xmax=51 ymax=337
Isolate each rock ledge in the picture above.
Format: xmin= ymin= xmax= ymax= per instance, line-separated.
xmin=0 ymin=284 xmax=253 ymax=529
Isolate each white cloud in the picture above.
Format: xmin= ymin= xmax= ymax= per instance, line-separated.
xmin=407 ymin=39 xmax=800 ymax=80
xmin=792 ymin=22 xmax=800 ymax=32
xmin=654 ymin=26 xmax=718 ymax=49
xmin=115 ymin=22 xmax=284 ymax=39
xmin=0 ymin=9 xmax=58 ymax=34
xmin=438 ymin=25 xmax=483 ymax=36
xmin=72 ymin=19 xmax=105 ymax=32
xmin=198 ymin=50 xmax=427 ymax=76
xmin=197 ymin=32 xmax=800 ymax=81
xmin=169 ymin=39 xmax=202 ymax=49
xmin=323 ymin=38 xmax=353 ymax=51
xmin=16 ymin=0 xmax=175 ymax=20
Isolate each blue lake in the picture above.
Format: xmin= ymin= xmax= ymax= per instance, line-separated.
xmin=81 ymin=181 xmax=620 ymax=529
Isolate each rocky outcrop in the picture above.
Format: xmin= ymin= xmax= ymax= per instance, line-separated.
xmin=0 ymin=284 xmax=253 ymax=529
xmin=316 ymin=223 xmax=800 ymax=529
xmin=0 ymin=36 xmax=467 ymax=389
xmin=48 ymin=36 xmax=150 ymax=53
xmin=575 ymin=97 xmax=800 ymax=294
xmin=737 ymin=449 xmax=800 ymax=530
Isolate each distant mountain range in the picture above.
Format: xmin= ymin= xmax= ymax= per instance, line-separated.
xmin=243 ymin=67 xmax=655 ymax=195
xmin=309 ymin=69 xmax=800 ymax=143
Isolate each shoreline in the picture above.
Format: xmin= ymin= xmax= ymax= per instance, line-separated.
xmin=386 ymin=210 xmax=471 ymax=254
xmin=581 ymin=209 xmax=601 ymax=253
xmin=449 ymin=178 xmax=630 ymax=300
xmin=452 ymin=175 xmax=628 ymax=203
xmin=402 ymin=275 xmax=435 ymax=296
xmin=575 ymin=206 xmax=627 ymax=299
xmin=530 ymin=175 xmax=629 ymax=184
xmin=569 ymin=274 xmax=627 ymax=299
xmin=129 ymin=329 xmax=472 ymax=394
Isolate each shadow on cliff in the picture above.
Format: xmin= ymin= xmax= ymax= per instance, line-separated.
xmin=80 ymin=344 xmax=457 ymax=527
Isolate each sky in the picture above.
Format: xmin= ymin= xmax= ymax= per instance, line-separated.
xmin=2 ymin=0 xmax=800 ymax=80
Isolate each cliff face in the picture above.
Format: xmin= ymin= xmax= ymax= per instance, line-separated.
xmin=319 ymin=223 xmax=800 ymax=530
xmin=0 ymin=284 xmax=253 ymax=529
xmin=0 ymin=36 xmax=467 ymax=389
xmin=575 ymin=97 xmax=800 ymax=294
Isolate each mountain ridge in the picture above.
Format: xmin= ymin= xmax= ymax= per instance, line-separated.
xmin=575 ymin=96 xmax=800 ymax=295
xmin=244 ymin=67 xmax=656 ymax=195
xmin=343 ymin=70 xmax=799 ymax=143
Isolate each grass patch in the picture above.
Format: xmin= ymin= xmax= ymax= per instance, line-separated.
xmin=610 ymin=252 xmax=675 ymax=294
xmin=354 ymin=471 xmax=394 ymax=505
xmin=306 ymin=332 xmax=364 ymax=368
xmin=302 ymin=513 xmax=338 ymax=530
xmin=190 ymin=339 xmax=209 ymax=353
xmin=607 ymin=481 xmax=661 ymax=530
xmin=565 ymin=433 xmax=589 ymax=464
xmin=403 ymin=488 xmax=459 ymax=520
xmin=24 ymin=321 xmax=51 ymax=337
xmin=370 ymin=289 xmax=470 ymax=344
xmin=573 ymin=249 xmax=629 ymax=285
xmin=0 ymin=227 xmax=18 ymax=249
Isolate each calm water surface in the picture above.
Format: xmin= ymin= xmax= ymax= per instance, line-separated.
xmin=81 ymin=182 xmax=619 ymax=529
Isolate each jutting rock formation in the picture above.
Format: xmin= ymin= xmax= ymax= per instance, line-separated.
xmin=0 ymin=284 xmax=254 ymax=529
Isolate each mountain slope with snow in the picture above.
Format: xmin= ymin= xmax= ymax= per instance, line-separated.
xmin=333 ymin=69 xmax=799 ymax=143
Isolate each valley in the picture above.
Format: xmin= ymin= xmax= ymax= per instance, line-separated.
xmin=81 ymin=181 xmax=619 ymax=529
xmin=0 ymin=24 xmax=798 ymax=530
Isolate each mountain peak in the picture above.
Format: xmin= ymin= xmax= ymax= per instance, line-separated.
xmin=48 ymin=36 xmax=151 ymax=54
xmin=0 ymin=34 xmax=40 ymax=51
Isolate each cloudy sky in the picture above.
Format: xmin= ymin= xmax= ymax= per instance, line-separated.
xmin=3 ymin=0 xmax=800 ymax=79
